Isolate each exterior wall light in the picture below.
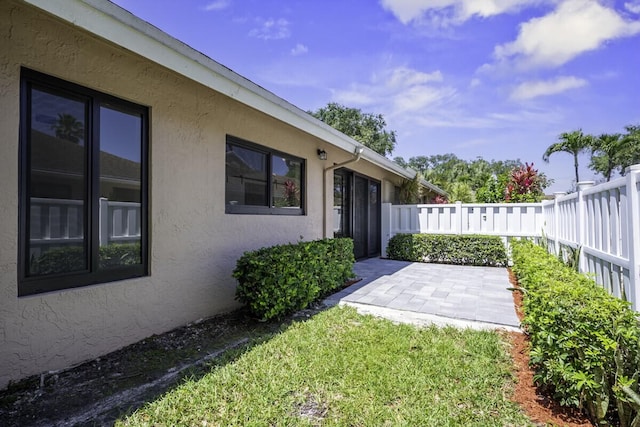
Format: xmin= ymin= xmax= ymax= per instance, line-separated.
xmin=317 ymin=149 xmax=327 ymax=161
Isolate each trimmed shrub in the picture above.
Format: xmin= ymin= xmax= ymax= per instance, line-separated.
xmin=386 ymin=233 xmax=508 ymax=267
xmin=511 ymin=239 xmax=640 ymax=427
xmin=234 ymin=238 xmax=355 ymax=321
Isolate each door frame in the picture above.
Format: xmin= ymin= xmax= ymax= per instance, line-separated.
xmin=333 ymin=168 xmax=381 ymax=259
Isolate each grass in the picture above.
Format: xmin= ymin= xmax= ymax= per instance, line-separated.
xmin=117 ymin=306 xmax=531 ymax=426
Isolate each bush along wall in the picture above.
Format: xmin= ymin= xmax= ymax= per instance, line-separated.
xmin=386 ymin=233 xmax=508 ymax=267
xmin=234 ymin=238 xmax=355 ymax=321
xmin=511 ymin=239 xmax=640 ymax=427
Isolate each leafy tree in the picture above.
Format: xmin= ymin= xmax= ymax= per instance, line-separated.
xmin=404 ymin=155 xmax=433 ymax=174
xmin=52 ymin=113 xmax=84 ymax=144
xmin=589 ymin=133 xmax=624 ymax=181
xmin=398 ymin=174 xmax=421 ymax=204
xmin=542 ymin=129 xmax=593 ymax=184
xmin=393 ymin=156 xmax=408 ymax=169
xmin=419 ymin=154 xmax=469 ymax=192
xmin=448 ymin=182 xmax=475 ymax=203
xmin=476 ymin=174 xmax=508 ymax=203
xmin=394 ymin=154 xmax=524 ymax=197
xmin=310 ymin=103 xmax=396 ymax=156
xmin=619 ymin=124 xmax=640 ymax=174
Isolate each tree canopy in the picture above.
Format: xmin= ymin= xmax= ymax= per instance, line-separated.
xmin=393 ymin=154 xmax=549 ymax=203
xmin=310 ymin=103 xmax=397 ymax=157
xmin=589 ymin=133 xmax=624 ymax=182
xmin=543 ymin=124 xmax=640 ymax=185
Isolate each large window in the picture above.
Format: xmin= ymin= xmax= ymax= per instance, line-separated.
xmin=225 ymin=136 xmax=304 ymax=215
xmin=19 ymin=68 xmax=148 ymax=296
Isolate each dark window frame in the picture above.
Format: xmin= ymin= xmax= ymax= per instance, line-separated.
xmin=225 ymin=135 xmax=305 ymax=215
xmin=18 ymin=68 xmax=149 ymax=296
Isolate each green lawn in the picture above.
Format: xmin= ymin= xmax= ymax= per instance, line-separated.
xmin=118 ymin=306 xmax=531 ymax=426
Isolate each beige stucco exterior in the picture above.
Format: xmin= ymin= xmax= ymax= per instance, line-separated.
xmin=0 ymin=0 xmax=430 ymax=388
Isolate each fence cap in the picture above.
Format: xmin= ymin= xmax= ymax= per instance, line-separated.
xmin=625 ymin=164 xmax=640 ymax=173
xmin=577 ymin=181 xmax=595 ymax=190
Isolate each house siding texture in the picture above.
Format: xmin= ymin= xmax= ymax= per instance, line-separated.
xmin=0 ymin=1 xmax=404 ymax=388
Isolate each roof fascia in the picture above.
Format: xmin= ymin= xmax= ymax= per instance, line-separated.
xmin=23 ymin=0 xmax=445 ymax=194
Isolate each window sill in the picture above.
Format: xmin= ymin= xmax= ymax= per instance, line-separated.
xmin=225 ymin=205 xmax=304 ymax=215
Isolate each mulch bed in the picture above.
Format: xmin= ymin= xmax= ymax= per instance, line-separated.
xmin=507 ymin=269 xmax=593 ymax=427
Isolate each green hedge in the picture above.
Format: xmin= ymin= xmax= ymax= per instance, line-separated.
xmin=511 ymin=239 xmax=640 ymax=427
xmin=233 ymin=238 xmax=355 ymax=321
xmin=386 ymin=233 xmax=508 ymax=267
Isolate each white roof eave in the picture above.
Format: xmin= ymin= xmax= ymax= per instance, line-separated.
xmin=23 ymin=0 xmax=446 ymax=196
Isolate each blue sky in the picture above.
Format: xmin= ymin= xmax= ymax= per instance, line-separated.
xmin=111 ymin=0 xmax=640 ymax=192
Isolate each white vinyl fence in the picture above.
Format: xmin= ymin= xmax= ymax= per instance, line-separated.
xmin=30 ymin=197 xmax=141 ymax=256
xmin=382 ymin=165 xmax=640 ymax=310
xmin=543 ymin=166 xmax=640 ymax=307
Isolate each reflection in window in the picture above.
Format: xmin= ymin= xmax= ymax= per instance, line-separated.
xmin=20 ymin=68 xmax=148 ymax=296
xmin=99 ymin=106 xmax=143 ymax=269
xmin=225 ymin=137 xmax=304 ymax=215
xmin=28 ymin=88 xmax=88 ymax=275
xmin=225 ymin=143 xmax=268 ymax=206
xmin=272 ymin=155 xmax=301 ymax=208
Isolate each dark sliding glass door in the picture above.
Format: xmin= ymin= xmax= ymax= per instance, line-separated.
xmin=334 ymin=170 xmax=380 ymax=259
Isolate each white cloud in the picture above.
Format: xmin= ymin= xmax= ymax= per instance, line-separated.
xmin=494 ymin=0 xmax=640 ymax=69
xmin=626 ymin=1 xmax=640 ymax=14
xmin=511 ymin=76 xmax=588 ymax=100
xmin=413 ymin=106 xmax=561 ymax=128
xmin=332 ymin=90 xmax=377 ymax=106
xmin=331 ymin=66 xmax=455 ymax=116
xmin=393 ymin=84 xmax=455 ymax=113
xmin=387 ymin=67 xmax=443 ymax=87
xmin=290 ymin=43 xmax=308 ymax=56
xmin=249 ymin=18 xmax=291 ymax=40
xmin=379 ymin=0 xmax=547 ymax=25
xmin=203 ymin=0 xmax=229 ymax=11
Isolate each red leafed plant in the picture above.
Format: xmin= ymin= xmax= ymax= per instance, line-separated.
xmin=432 ymin=195 xmax=449 ymax=204
xmin=283 ymin=180 xmax=300 ymax=206
xmin=505 ymin=163 xmax=544 ymax=202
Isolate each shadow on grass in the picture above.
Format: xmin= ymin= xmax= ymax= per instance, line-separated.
xmin=0 ymin=303 xmax=335 ymax=427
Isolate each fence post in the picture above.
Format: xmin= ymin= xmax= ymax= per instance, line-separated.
xmin=625 ymin=165 xmax=640 ymax=310
xmin=99 ymin=197 xmax=109 ymax=246
xmin=552 ymin=192 xmax=566 ymax=255
xmin=381 ymin=202 xmax=393 ymax=258
xmin=576 ymin=181 xmax=595 ymax=274
xmin=455 ymin=201 xmax=463 ymax=235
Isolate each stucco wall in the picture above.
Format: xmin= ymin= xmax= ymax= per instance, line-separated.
xmin=0 ymin=1 xmax=405 ymax=388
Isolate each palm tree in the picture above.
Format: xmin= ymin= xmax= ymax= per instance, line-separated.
xmin=542 ymin=130 xmax=593 ymax=184
xmin=52 ymin=113 xmax=84 ymax=144
xmin=448 ymin=181 xmax=475 ymax=203
xmin=589 ymin=133 xmax=623 ymax=181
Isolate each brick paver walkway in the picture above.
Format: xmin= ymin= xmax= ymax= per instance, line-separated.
xmin=325 ymin=258 xmax=520 ymax=330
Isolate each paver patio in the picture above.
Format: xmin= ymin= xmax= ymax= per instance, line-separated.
xmin=325 ymin=258 xmax=520 ymax=331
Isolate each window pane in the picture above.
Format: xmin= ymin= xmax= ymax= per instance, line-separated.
xmin=98 ymin=106 xmax=142 ymax=269
xmin=28 ymin=88 xmax=87 ymax=275
xmin=272 ymin=155 xmax=301 ymax=208
xmin=225 ymin=143 xmax=268 ymax=206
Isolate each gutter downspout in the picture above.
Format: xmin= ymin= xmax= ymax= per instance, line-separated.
xmin=322 ymin=147 xmax=364 ymax=238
